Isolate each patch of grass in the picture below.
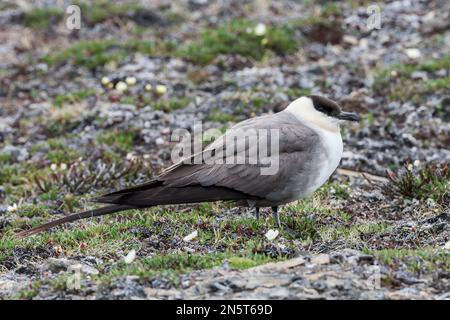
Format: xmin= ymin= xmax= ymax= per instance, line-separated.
xmin=97 ymin=130 xmax=139 ymax=153
xmin=374 ymin=249 xmax=450 ymax=273
xmin=423 ymin=77 xmax=450 ymax=90
xmin=17 ymin=204 xmax=53 ymax=218
xmin=141 ymin=253 xmax=225 ymax=272
xmin=53 ymin=90 xmax=96 ymax=107
xmin=23 ymin=8 xmax=63 ymax=28
xmin=0 ymin=152 xmax=12 ymax=164
xmin=153 ymin=97 xmax=191 ymax=112
xmin=14 ymin=281 xmax=42 ymax=299
xmin=0 ymin=164 xmax=20 ymax=185
xmin=284 ymin=88 xmax=312 ymax=100
xmin=183 ymin=20 xmax=298 ymax=64
xmin=385 ymin=162 xmax=449 ymax=204
xmin=207 ymin=108 xmax=237 ymax=123
xmin=74 ymin=1 xmax=143 ymax=25
xmin=373 ymin=54 xmax=450 ymax=102
xmin=44 ymin=138 xmax=81 ymax=164
xmin=43 ymin=39 xmax=162 ymax=71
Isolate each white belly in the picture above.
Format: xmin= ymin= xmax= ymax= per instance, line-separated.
xmin=308 ymin=126 xmax=343 ymax=193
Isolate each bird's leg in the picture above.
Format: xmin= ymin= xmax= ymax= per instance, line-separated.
xmin=254 ymin=207 xmax=260 ymax=220
xmin=272 ymin=206 xmax=281 ymax=228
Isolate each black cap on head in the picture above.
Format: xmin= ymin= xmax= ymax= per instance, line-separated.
xmin=309 ymin=95 xmax=360 ymax=122
xmin=309 ymin=95 xmax=341 ymax=117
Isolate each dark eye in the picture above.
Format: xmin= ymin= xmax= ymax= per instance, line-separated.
xmin=315 ymin=104 xmax=333 ymax=115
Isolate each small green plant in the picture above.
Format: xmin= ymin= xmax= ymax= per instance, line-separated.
xmin=17 ymin=204 xmax=53 ymax=218
xmin=153 ymin=97 xmax=191 ymax=112
xmin=97 ymin=130 xmax=139 ymax=153
xmin=23 ymin=8 xmax=63 ymax=28
xmin=385 ymin=162 xmax=449 ymax=204
xmin=207 ymin=109 xmax=237 ymax=123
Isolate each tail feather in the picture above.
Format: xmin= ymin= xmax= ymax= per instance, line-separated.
xmin=16 ymin=205 xmax=134 ymax=238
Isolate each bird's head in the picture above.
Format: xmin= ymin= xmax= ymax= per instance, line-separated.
xmin=286 ymin=95 xmax=360 ymax=132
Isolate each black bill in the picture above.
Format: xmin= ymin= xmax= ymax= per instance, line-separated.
xmin=337 ymin=111 xmax=360 ymax=122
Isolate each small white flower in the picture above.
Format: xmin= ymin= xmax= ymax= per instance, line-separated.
xmin=183 ymin=230 xmax=198 ymax=242
xmin=7 ymin=203 xmax=18 ymax=213
xmin=407 ymin=163 xmax=413 ymax=171
xmin=115 ymin=81 xmax=128 ymax=92
xmin=101 ymin=76 xmax=110 ymax=85
xmin=126 ymin=152 xmax=134 ymax=160
xmin=254 ymin=23 xmax=267 ymax=36
xmin=155 ymin=84 xmax=167 ymax=96
xmin=60 ymin=163 xmax=67 ymax=171
xmin=125 ymin=76 xmax=137 ymax=86
xmin=144 ymin=84 xmax=153 ymax=92
xmin=123 ymin=249 xmax=136 ymax=264
xmin=444 ymin=241 xmax=450 ymax=250
xmin=413 ymin=160 xmax=421 ymax=167
xmin=265 ymin=229 xmax=279 ymax=241
xmin=50 ymin=163 xmax=58 ymax=171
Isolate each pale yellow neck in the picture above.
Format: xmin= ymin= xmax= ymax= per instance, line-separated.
xmin=286 ymin=97 xmax=340 ymax=133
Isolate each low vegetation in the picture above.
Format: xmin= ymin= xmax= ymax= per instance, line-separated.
xmin=183 ymin=20 xmax=298 ymax=64
xmin=373 ymin=54 xmax=450 ymax=103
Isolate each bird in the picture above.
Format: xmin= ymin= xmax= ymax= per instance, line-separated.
xmin=17 ymin=95 xmax=360 ymax=237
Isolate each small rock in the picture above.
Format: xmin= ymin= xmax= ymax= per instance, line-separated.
xmin=265 ymin=229 xmax=279 ymax=241
xmin=343 ymin=35 xmax=358 ymax=46
xmin=123 ymin=250 xmax=136 ymax=264
xmin=411 ymin=71 xmax=428 ymax=80
xmin=183 ymin=230 xmax=198 ymax=242
xmin=0 ymin=145 xmax=29 ymax=162
xmin=311 ymin=254 xmax=330 ymax=265
xmin=405 ymin=48 xmax=421 ymax=59
xmin=40 ymin=258 xmax=72 ymax=273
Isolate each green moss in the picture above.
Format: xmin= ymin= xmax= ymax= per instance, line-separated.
xmin=423 ymin=77 xmax=450 ymax=90
xmin=284 ymin=88 xmax=312 ymax=100
xmin=97 ymin=130 xmax=139 ymax=153
xmin=47 ymin=146 xmax=80 ymax=164
xmin=0 ymin=152 xmax=12 ymax=164
xmin=53 ymin=90 xmax=96 ymax=107
xmin=153 ymin=97 xmax=191 ymax=112
xmin=23 ymin=8 xmax=63 ymax=28
xmin=183 ymin=20 xmax=298 ymax=64
xmin=207 ymin=108 xmax=237 ymax=123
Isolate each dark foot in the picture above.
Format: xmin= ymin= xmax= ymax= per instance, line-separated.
xmin=271 ymin=206 xmax=281 ymax=228
xmin=254 ymin=207 xmax=260 ymax=220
